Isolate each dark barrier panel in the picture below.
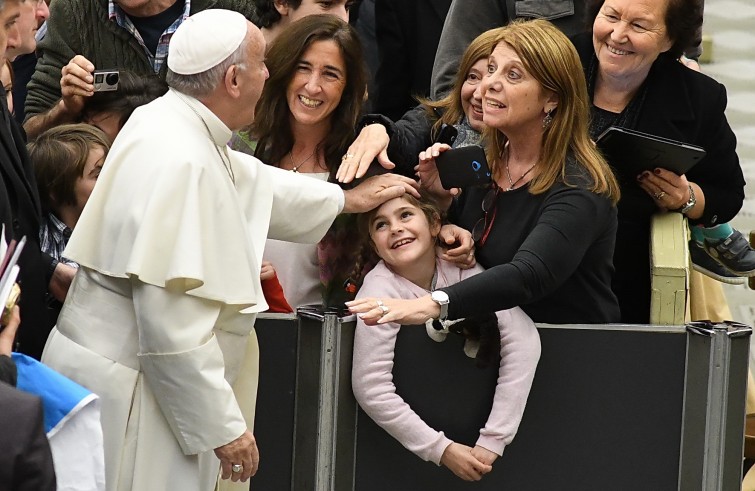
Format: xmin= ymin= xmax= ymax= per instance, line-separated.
xmin=252 ymin=314 xmax=298 ymax=490
xmin=253 ymin=315 xmax=750 ymax=491
xmin=355 ymin=325 xmax=687 ymax=490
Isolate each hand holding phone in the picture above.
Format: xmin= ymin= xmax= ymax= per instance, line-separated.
xmin=435 ymin=124 xmax=458 ymax=146
xmin=435 ymin=145 xmax=491 ymax=190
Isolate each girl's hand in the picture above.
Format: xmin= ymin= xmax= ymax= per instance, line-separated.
xmin=440 ymin=442 xmax=493 ymax=481
xmin=346 ymin=295 xmax=440 ymax=326
xmin=417 ymin=143 xmax=458 ymax=208
xmin=471 ymin=445 xmax=499 ymax=466
xmin=437 ymin=224 xmax=475 ymax=269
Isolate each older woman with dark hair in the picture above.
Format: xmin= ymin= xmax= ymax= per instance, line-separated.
xmin=573 ymin=0 xmax=747 ymax=323
xmin=232 ymin=14 xmax=368 ymax=308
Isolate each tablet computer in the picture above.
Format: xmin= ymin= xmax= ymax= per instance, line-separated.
xmin=596 ymin=126 xmax=706 ymax=175
xmin=435 ymin=145 xmax=492 ymax=189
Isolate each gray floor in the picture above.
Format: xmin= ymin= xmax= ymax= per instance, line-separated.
xmin=699 ymin=0 xmax=755 ymax=326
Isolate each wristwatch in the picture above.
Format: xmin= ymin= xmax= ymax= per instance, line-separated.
xmin=431 ymin=290 xmax=449 ymax=321
xmin=674 ymin=184 xmax=696 ymax=214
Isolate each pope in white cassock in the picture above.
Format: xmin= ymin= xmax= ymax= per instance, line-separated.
xmin=40 ymin=9 xmax=419 ymax=491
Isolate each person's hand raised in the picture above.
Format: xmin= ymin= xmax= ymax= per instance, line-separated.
xmin=59 ymin=55 xmax=96 ymax=117
xmin=336 ymin=123 xmax=394 ymax=183
xmin=417 ymin=143 xmax=458 ymax=209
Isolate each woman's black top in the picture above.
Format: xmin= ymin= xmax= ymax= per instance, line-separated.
xmin=444 ymin=159 xmax=620 ymax=324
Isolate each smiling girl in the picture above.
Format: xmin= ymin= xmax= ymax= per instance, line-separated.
xmin=351 ymin=194 xmax=540 ymax=482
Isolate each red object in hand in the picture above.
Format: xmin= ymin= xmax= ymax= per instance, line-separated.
xmin=262 ymin=274 xmax=293 ymax=313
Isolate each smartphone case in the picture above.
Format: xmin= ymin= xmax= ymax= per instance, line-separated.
xmin=435 ymin=145 xmax=492 ymax=189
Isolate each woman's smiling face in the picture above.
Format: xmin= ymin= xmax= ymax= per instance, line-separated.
xmin=592 ymin=0 xmax=672 ymax=83
xmin=286 ymin=39 xmax=346 ymax=130
xmin=461 ymin=58 xmax=487 ymax=132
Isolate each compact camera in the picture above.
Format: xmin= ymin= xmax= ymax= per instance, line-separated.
xmin=93 ymin=70 xmax=120 ymax=92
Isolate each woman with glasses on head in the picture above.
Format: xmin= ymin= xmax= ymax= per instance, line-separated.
xmin=348 ymin=19 xmax=621 ymax=326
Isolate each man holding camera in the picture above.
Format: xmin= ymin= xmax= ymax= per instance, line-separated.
xmin=22 ymin=0 xmax=256 ymax=139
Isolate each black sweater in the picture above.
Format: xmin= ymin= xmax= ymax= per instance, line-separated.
xmin=443 ymin=160 xmax=620 ymax=324
xmin=573 ymin=33 xmax=745 ymax=323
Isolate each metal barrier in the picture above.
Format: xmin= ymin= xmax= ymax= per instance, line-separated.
xmin=251 ymin=312 xmax=750 ymax=491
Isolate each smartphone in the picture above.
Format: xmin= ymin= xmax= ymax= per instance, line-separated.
xmin=435 ymin=145 xmax=491 ymax=190
xmin=435 ymin=124 xmax=458 ymax=146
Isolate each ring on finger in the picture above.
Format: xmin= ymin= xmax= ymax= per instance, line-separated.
xmin=654 ymin=191 xmax=666 ymax=200
xmin=231 ymin=464 xmax=243 ymax=473
xmin=375 ymin=299 xmax=389 ymax=315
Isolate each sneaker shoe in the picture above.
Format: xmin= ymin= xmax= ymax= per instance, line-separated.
xmin=702 ymin=230 xmax=755 ymax=277
xmin=689 ymin=241 xmax=746 ymax=285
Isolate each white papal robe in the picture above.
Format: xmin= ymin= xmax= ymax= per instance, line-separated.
xmin=41 ymin=89 xmax=344 ymax=491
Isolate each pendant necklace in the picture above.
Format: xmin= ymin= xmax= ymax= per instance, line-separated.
xmin=504 ymin=148 xmax=536 ymax=191
xmin=289 ymin=149 xmax=316 ymax=173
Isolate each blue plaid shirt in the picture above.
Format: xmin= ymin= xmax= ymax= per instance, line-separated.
xmin=108 ymin=0 xmax=191 ymax=74
xmin=39 ymin=213 xmax=78 ymax=268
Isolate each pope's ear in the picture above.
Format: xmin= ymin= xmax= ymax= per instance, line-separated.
xmin=225 ymin=64 xmax=241 ymax=98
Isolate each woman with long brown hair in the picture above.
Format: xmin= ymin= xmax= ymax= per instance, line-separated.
xmin=232 ymin=14 xmax=368 ymax=308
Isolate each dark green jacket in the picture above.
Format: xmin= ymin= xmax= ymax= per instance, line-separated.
xmin=25 ymin=0 xmax=256 ymax=121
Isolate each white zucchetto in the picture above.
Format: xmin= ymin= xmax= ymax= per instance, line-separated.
xmin=168 ymin=9 xmax=248 ymax=75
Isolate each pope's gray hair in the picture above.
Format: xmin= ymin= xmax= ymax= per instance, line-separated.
xmin=166 ymin=34 xmax=249 ymax=98
xmin=0 ymin=0 xmax=21 ymax=11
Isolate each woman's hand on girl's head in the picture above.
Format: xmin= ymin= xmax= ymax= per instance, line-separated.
xmin=346 ymin=295 xmax=440 ymax=326
xmin=336 ymin=124 xmax=394 ymax=184
xmin=440 ymin=442 xmax=493 ymax=481
xmin=437 ymin=224 xmax=476 ymax=269
xmin=471 ymin=445 xmax=499 ymax=466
